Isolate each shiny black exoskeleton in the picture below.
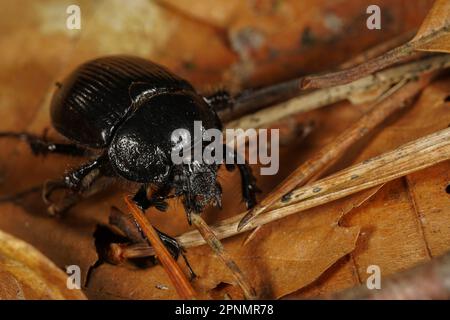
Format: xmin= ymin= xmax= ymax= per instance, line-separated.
xmin=1 ymin=55 xmax=258 ymax=256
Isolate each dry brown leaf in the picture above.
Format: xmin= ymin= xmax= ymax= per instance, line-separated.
xmin=412 ymin=0 xmax=450 ymax=53
xmin=406 ymin=162 xmax=450 ymax=257
xmin=0 ymin=229 xmax=86 ymax=300
xmin=185 ymin=187 xmax=389 ymax=299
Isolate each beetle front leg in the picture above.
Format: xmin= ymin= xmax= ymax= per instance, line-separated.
xmin=0 ymin=131 xmax=88 ymax=157
xmin=224 ymin=146 xmax=260 ymax=209
xmin=131 ymin=185 xmax=177 ymax=255
xmin=130 ymin=187 xmax=191 ymax=264
xmin=43 ymin=154 xmax=109 ymax=215
xmin=132 ymin=184 xmax=173 ymax=212
xmin=236 ymin=163 xmax=260 ymax=209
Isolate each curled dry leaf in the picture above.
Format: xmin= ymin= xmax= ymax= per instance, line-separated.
xmin=0 ymin=229 xmax=86 ymax=300
xmin=412 ymin=0 xmax=450 ymax=53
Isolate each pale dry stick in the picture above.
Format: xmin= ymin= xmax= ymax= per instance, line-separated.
xmin=174 ymin=127 xmax=450 ymax=247
xmin=237 ymin=75 xmax=431 ymax=231
xmin=190 ymin=214 xmax=257 ymax=300
xmin=240 ymin=79 xmax=410 ymax=244
xmin=123 ymin=196 xmax=197 ymax=300
xmin=302 ymin=37 xmax=421 ymax=89
xmin=304 ymin=27 xmax=448 ymax=89
xmin=107 ymin=242 xmax=156 ymax=265
xmin=227 ymin=54 xmax=450 ymax=130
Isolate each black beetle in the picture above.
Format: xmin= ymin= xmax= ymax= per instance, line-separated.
xmin=0 ymin=55 xmax=258 ymax=256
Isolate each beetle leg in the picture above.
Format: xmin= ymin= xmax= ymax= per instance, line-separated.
xmin=110 ymin=205 xmax=197 ymax=279
xmin=0 ymin=131 xmax=88 ymax=157
xmin=203 ymin=89 xmax=233 ymax=112
xmin=132 ymin=184 xmax=173 ymax=212
xmin=155 ymin=225 xmax=196 ymax=279
xmin=154 ymin=227 xmax=181 ymax=260
xmin=224 ymin=146 xmax=260 ymax=209
xmin=127 ymin=192 xmax=196 ymax=278
xmin=43 ymin=154 xmax=110 ymax=215
xmin=64 ymin=155 xmax=108 ymax=191
xmin=237 ymin=163 xmax=260 ymax=209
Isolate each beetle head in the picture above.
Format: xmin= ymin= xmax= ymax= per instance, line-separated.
xmin=172 ymin=161 xmax=222 ymax=218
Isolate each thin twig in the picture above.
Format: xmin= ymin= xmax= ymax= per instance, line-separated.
xmin=219 ymin=31 xmax=415 ymax=122
xmin=106 ymin=243 xmax=156 ymax=265
xmin=237 ymin=74 xmax=432 ymax=231
xmin=230 ymin=26 xmax=448 ymax=116
xmin=226 ymin=54 xmax=450 ymax=130
xmin=339 ymin=30 xmax=417 ymax=69
xmin=123 ymin=196 xmax=196 ymax=300
xmin=190 ymin=214 xmax=257 ymax=300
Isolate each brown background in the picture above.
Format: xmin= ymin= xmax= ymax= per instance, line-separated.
xmin=0 ymin=0 xmax=449 ymax=299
